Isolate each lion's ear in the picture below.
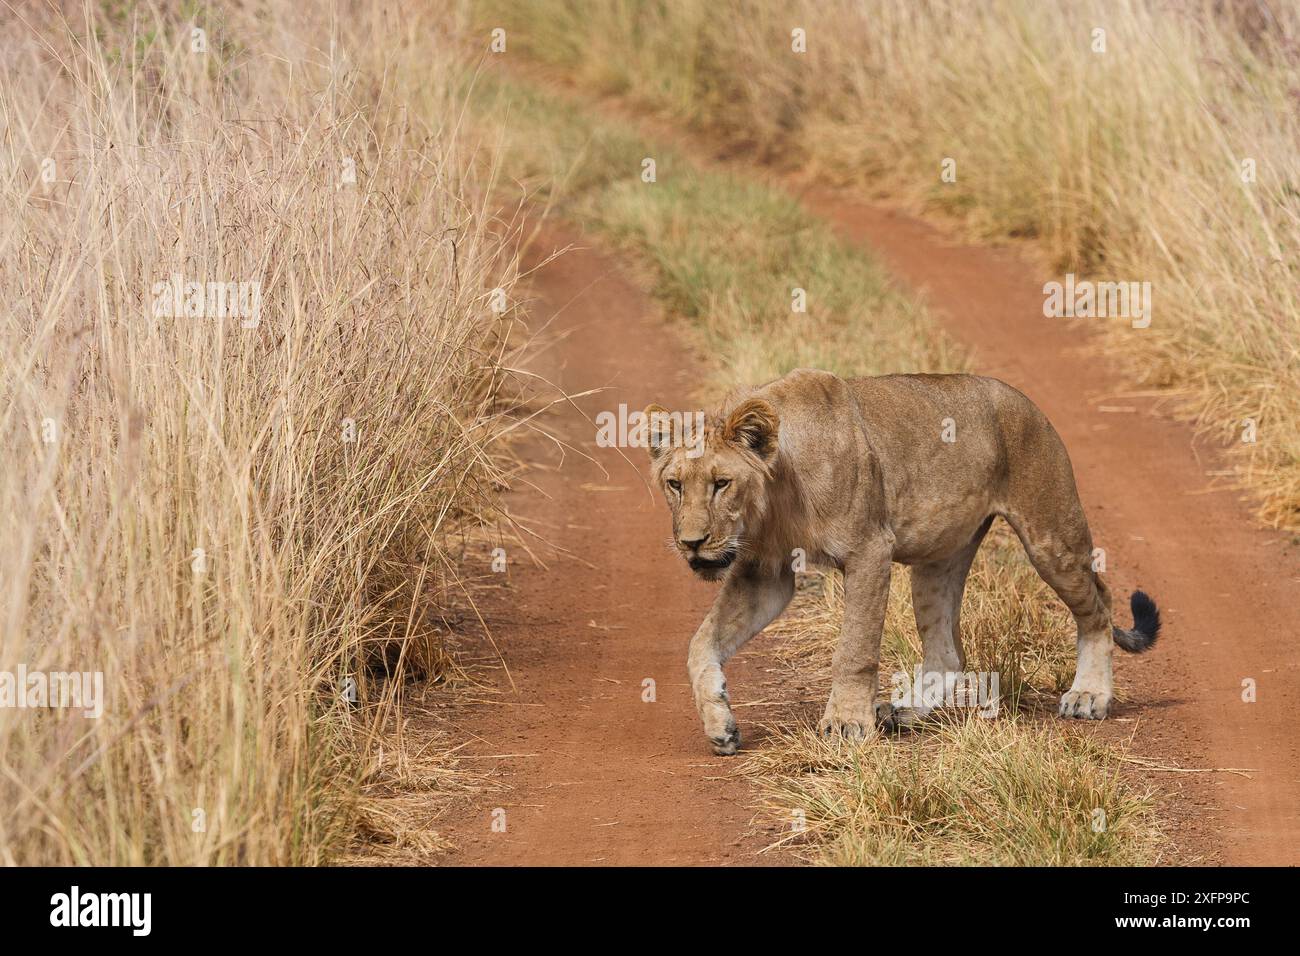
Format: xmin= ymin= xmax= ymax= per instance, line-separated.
xmin=723 ymin=398 xmax=779 ymax=462
xmin=643 ymin=403 xmax=673 ymax=460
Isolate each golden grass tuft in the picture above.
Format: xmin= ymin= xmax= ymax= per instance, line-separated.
xmin=744 ymin=715 xmax=1165 ymax=866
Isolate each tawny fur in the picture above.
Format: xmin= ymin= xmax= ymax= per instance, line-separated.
xmin=647 ymin=368 xmax=1160 ymax=756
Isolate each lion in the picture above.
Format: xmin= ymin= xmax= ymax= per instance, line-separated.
xmin=645 ymin=368 xmax=1160 ymax=756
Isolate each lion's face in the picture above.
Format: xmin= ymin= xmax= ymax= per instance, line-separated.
xmin=646 ymin=398 xmax=780 ymax=581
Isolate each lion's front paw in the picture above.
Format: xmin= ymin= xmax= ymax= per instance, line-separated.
xmin=1058 ymin=688 xmax=1112 ymax=720
xmin=818 ymin=688 xmax=881 ymax=742
xmin=708 ymin=722 xmax=741 ymax=756
xmin=699 ymin=694 xmax=741 ymax=756
xmin=817 ymin=716 xmax=873 ymax=740
xmin=817 ymin=705 xmax=882 ymax=742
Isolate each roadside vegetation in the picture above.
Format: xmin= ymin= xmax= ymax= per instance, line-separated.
xmin=0 ymin=2 xmax=516 ymax=864
xmin=748 ymin=715 xmax=1160 ymax=865
xmin=485 ymin=0 xmax=1300 ymax=532
xmin=471 ymin=76 xmax=951 ymax=388
xmin=472 ymin=68 xmax=1165 ymax=864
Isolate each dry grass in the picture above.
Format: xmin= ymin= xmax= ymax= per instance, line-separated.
xmin=0 ymin=1 xmax=519 ymax=864
xmin=747 ymin=527 xmax=1169 ymax=865
xmin=487 ymin=0 xmax=1300 ymax=530
xmin=342 ymin=686 xmax=506 ymax=865
xmin=745 ymin=716 xmax=1164 ymax=866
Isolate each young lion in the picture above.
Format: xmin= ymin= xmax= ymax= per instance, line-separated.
xmin=646 ymin=368 xmax=1160 ymax=756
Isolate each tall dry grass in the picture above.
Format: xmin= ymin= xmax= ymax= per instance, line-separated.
xmin=488 ymin=0 xmax=1300 ymax=530
xmin=0 ymin=1 xmax=517 ymax=864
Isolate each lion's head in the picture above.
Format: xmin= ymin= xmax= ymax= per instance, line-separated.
xmin=645 ymin=398 xmax=781 ymax=581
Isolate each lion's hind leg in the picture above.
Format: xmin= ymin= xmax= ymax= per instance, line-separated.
xmin=1003 ymin=503 xmax=1115 ymax=720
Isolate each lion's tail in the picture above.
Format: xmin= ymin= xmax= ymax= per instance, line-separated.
xmin=1112 ymin=590 xmax=1160 ymax=653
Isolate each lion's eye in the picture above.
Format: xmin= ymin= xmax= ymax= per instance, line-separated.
xmin=667 ymin=479 xmax=682 ymax=493
xmin=713 ymin=478 xmax=730 ymax=491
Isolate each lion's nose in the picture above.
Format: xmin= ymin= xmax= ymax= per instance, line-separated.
xmin=678 ymin=535 xmax=707 ymax=552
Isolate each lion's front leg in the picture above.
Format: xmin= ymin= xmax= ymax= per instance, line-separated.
xmin=688 ymin=567 xmax=793 ymax=755
xmin=820 ymin=547 xmax=892 ymax=741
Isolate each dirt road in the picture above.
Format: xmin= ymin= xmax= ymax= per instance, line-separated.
xmin=437 ymin=223 xmax=784 ymax=864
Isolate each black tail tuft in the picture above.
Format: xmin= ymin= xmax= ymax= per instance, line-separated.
xmin=1113 ymin=590 xmax=1160 ymax=653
